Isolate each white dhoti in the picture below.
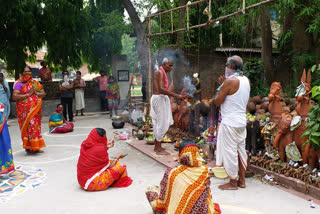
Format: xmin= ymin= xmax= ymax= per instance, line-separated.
xmin=75 ymin=89 xmax=85 ymax=110
xmin=150 ymin=95 xmax=173 ymax=142
xmin=216 ymin=124 xmax=248 ymax=179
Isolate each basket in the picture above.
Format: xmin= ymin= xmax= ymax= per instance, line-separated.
xmin=212 ymin=167 xmax=228 ymax=179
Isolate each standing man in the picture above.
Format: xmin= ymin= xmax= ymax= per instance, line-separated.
xmin=151 ymin=57 xmax=186 ymax=154
xmin=59 ymin=71 xmax=74 ymax=122
xmin=94 ymin=70 xmax=108 ymax=112
xmin=73 ymin=71 xmax=86 ymax=116
xmin=214 ymin=55 xmax=250 ymax=190
xmin=38 ymin=61 xmax=52 ymax=81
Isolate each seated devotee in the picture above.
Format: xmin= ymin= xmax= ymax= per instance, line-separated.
xmin=49 ymin=104 xmax=74 ymax=133
xmin=0 ymin=103 xmax=15 ymax=177
xmin=146 ymin=140 xmax=221 ymax=214
xmin=77 ymin=128 xmax=132 ymax=191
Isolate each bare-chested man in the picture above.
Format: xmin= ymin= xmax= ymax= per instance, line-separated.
xmin=214 ymin=55 xmax=250 ymax=190
xmin=150 ymin=57 xmax=186 ymax=154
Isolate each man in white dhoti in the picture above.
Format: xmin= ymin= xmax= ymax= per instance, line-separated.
xmin=151 ymin=58 xmax=186 ymax=154
xmin=214 ymin=56 xmax=250 ymax=190
xmin=73 ymin=71 xmax=86 ymax=116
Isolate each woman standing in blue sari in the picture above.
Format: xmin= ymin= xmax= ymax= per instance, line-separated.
xmin=0 ymin=72 xmax=11 ymax=120
xmin=0 ymin=103 xmax=14 ymax=175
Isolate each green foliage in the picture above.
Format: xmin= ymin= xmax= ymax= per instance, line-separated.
xmin=0 ymin=0 xmax=45 ymax=78
xmin=84 ymin=0 xmax=126 ymax=73
xmin=121 ymin=34 xmax=138 ymax=73
xmin=302 ymin=64 xmax=320 ymax=150
xmin=243 ymin=60 xmax=269 ymax=97
xmin=43 ymin=0 xmax=88 ymax=72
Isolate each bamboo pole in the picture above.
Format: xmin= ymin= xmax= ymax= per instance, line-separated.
xmin=147 ymin=0 xmax=277 ymax=37
xmin=148 ymin=0 xmax=206 ymax=18
xmin=187 ymin=3 xmax=189 ymax=31
xmin=243 ymin=0 xmax=246 ymax=14
xmin=171 ymin=10 xmax=173 ymax=33
xmin=160 ymin=14 xmax=162 ymax=34
xmin=148 ymin=15 xmax=152 ymax=106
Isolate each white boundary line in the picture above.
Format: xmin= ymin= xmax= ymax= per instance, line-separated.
xmin=13 ymin=144 xmax=80 ymax=164
xmin=43 ymin=127 xmax=95 ymax=137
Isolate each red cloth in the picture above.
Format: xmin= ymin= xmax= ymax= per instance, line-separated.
xmin=77 ymin=129 xmax=109 ymax=188
xmin=38 ymin=67 xmax=52 ymax=81
xmin=159 ymin=66 xmax=169 ymax=89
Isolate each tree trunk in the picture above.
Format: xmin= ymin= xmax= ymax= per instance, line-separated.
xmin=275 ymin=5 xmax=293 ymax=88
xmin=176 ymin=0 xmax=188 ymax=47
xmin=120 ymin=0 xmax=149 ymax=82
xmin=102 ymin=55 xmax=107 ymax=72
xmin=260 ymin=6 xmax=273 ymax=85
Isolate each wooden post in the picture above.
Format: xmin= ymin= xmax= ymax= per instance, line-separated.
xmin=148 ymin=15 xmax=152 ymax=106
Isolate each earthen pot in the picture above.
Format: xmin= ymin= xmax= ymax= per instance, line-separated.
xmin=256 ymin=109 xmax=265 ymax=115
xmin=253 ymin=95 xmax=263 ymax=104
xmin=247 ymin=102 xmax=256 ymax=114
xmin=261 ymin=102 xmax=269 ymax=111
xmin=112 ymin=116 xmax=125 ymax=129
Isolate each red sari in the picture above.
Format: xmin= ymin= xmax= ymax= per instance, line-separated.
xmin=77 ymin=129 xmax=132 ymax=191
xmin=14 ymin=78 xmax=45 ymax=151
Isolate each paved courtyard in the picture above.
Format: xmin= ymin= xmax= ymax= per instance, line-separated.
xmin=1 ymin=113 xmax=320 ymax=214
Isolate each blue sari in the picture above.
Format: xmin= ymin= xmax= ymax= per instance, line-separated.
xmin=0 ymin=109 xmax=14 ymax=174
xmin=0 ymin=73 xmax=11 ymax=119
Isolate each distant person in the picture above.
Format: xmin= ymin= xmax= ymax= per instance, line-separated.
xmin=77 ymin=128 xmax=132 ymax=191
xmin=105 ymin=76 xmax=120 ymax=117
xmin=0 ymin=72 xmax=11 ymax=119
xmin=49 ymin=104 xmax=74 ymax=133
xmin=146 ymin=140 xmax=221 ymax=214
xmin=59 ymin=71 xmax=74 ymax=122
xmin=38 ymin=61 xmax=52 ymax=81
xmin=214 ymin=55 xmax=250 ymax=190
xmin=12 ymin=66 xmax=46 ymax=154
xmin=0 ymin=103 xmax=15 ymax=176
xmin=73 ymin=71 xmax=86 ymax=116
xmin=94 ymin=70 xmax=108 ymax=112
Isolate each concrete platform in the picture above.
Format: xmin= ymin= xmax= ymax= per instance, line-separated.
xmin=1 ymin=114 xmax=320 ymax=213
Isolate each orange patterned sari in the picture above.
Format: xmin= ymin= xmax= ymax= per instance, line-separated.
xmin=14 ymin=79 xmax=45 ymax=151
xmin=146 ymin=145 xmax=221 ymax=214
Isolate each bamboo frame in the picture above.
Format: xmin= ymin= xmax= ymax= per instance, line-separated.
xmin=148 ymin=0 xmax=206 ymax=18
xmin=147 ymin=0 xmax=277 ymax=37
xmin=145 ymin=0 xmax=277 ymax=105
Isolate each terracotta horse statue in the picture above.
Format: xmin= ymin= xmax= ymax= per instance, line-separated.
xmin=294 ymin=70 xmax=314 ymax=166
xmin=268 ymin=82 xmax=282 ymax=124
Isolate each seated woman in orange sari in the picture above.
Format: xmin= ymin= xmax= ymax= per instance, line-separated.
xmin=146 ymin=140 xmax=221 ymax=214
xmin=12 ymin=66 xmax=46 ymax=154
xmin=77 ymin=128 xmax=132 ymax=191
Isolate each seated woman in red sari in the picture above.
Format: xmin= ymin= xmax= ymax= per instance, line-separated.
xmin=12 ymin=66 xmax=46 ymax=154
xmin=49 ymin=104 xmax=74 ymax=133
xmin=77 ymin=128 xmax=132 ymax=191
xmin=146 ymin=140 xmax=221 ymax=214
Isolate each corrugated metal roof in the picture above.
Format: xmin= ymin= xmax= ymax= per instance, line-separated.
xmin=215 ymin=47 xmax=262 ymax=53
xmin=215 ymin=47 xmax=280 ymax=54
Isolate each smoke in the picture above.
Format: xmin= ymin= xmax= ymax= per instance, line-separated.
xmin=183 ymin=75 xmax=196 ymax=97
xmin=153 ymin=48 xmax=192 ymax=92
